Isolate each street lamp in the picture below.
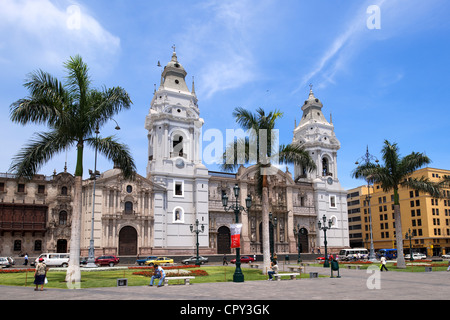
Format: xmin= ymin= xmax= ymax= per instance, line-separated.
xmin=318 ymin=214 xmax=332 ymax=268
xmin=405 ymin=228 xmax=414 ymax=262
xmin=269 ymin=212 xmax=277 ymax=261
xmin=293 ymin=224 xmax=305 ymax=263
xmin=355 ymin=146 xmax=379 ymax=262
xmin=85 ymin=122 xmax=120 ymax=268
xmin=222 ymin=184 xmax=252 ymax=282
xmin=190 ymin=219 xmax=205 ymax=266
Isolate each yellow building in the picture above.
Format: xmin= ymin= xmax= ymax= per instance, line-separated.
xmin=347 ymin=167 xmax=450 ymax=256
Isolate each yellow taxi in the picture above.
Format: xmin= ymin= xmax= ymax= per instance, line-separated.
xmin=144 ymin=256 xmax=174 ymax=266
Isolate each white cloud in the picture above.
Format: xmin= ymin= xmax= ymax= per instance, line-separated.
xmin=174 ymin=0 xmax=271 ymax=99
xmin=0 ymin=0 xmax=120 ymax=73
xmin=295 ymin=0 xmax=387 ymax=92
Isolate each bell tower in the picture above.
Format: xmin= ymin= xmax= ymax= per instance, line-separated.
xmin=293 ymin=86 xmax=349 ymax=250
xmin=145 ymin=47 xmax=209 ymax=251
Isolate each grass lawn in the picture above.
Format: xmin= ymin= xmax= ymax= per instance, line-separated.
xmin=311 ymin=261 xmax=450 ymax=272
xmin=0 ymin=266 xmax=313 ymax=289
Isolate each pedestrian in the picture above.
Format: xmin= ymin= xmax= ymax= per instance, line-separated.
xmin=447 ymin=260 xmax=450 ymax=272
xmin=223 ymin=254 xmax=228 ymax=265
xmin=380 ymin=255 xmax=388 ymax=271
xmin=24 ymin=253 xmax=28 ymax=266
xmin=267 ymin=260 xmax=278 ymax=281
xmin=149 ymin=264 xmax=165 ymax=287
xmin=33 ymin=257 xmax=47 ymax=291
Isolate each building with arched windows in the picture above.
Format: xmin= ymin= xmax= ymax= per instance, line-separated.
xmin=0 ymin=50 xmax=349 ymax=257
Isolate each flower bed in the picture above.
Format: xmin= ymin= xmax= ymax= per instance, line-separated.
xmin=128 ymin=264 xmax=198 ymax=270
xmin=0 ymin=268 xmax=35 ymax=274
xmin=132 ymin=269 xmax=208 ymax=277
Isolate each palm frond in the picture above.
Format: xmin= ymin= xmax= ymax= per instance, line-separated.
xmin=401 ymin=176 xmax=442 ymax=198
xmin=9 ymin=131 xmax=73 ymax=179
xmin=86 ymin=135 xmax=136 ymax=180
xmin=10 ymin=69 xmax=69 ymax=126
xmin=278 ymin=143 xmax=316 ymax=171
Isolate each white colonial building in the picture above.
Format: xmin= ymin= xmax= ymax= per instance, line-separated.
xmin=0 ymin=50 xmax=349 ymax=257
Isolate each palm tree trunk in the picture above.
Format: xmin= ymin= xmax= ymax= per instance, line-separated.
xmin=65 ymin=144 xmax=83 ymax=287
xmin=262 ymin=175 xmax=271 ymax=275
xmin=394 ymin=203 xmax=406 ymax=269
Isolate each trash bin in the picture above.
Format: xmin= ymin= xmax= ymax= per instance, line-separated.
xmin=330 ymin=260 xmax=341 ymax=278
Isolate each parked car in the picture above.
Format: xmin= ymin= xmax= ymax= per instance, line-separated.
xmin=35 ymin=253 xmax=70 ymax=267
xmin=404 ymin=253 xmax=426 ymax=260
xmin=95 ymin=255 xmax=120 ymax=267
xmin=136 ymin=256 xmax=158 ymax=266
xmin=144 ymin=256 xmax=174 ymax=266
xmin=181 ymin=256 xmax=209 ymax=265
xmin=0 ymin=257 xmax=11 ymax=268
xmin=230 ymin=256 xmax=255 ymax=264
xmin=316 ymin=256 xmax=326 ymax=261
xmin=442 ymin=253 xmax=450 ymax=259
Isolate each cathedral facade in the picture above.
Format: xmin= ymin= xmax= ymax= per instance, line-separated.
xmin=0 ymin=50 xmax=349 ymax=257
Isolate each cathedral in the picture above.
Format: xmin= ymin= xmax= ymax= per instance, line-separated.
xmin=0 ymin=50 xmax=349 ymax=257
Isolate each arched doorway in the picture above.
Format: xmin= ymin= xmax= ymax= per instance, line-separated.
xmin=217 ymin=226 xmax=231 ymax=254
xmin=119 ymin=226 xmax=137 ymax=255
xmin=299 ymin=228 xmax=309 ymax=253
xmin=57 ymin=239 xmax=67 ymax=253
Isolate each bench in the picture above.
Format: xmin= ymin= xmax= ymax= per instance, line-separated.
xmin=163 ymin=276 xmax=195 ymax=286
xmin=249 ymin=263 xmax=260 ymax=269
xmin=273 ymin=273 xmax=300 ymax=281
xmin=287 ymin=266 xmax=304 ymax=273
xmin=347 ymin=265 xmax=363 ymax=270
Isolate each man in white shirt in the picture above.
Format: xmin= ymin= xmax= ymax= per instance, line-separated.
xmin=149 ymin=264 xmax=166 ymax=287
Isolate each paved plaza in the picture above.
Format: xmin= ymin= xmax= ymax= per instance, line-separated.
xmin=1 ymin=266 xmax=449 ymax=301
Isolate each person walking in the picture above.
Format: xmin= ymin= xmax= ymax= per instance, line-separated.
xmin=33 ymin=257 xmax=47 ymax=291
xmin=24 ymin=253 xmax=28 ymax=266
xmin=267 ymin=260 xmax=278 ymax=281
xmin=223 ymin=254 xmax=228 ymax=265
xmin=149 ymin=264 xmax=166 ymax=287
xmin=380 ymin=255 xmax=388 ymax=271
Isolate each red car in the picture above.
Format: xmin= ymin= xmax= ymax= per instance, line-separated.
xmin=230 ymin=256 xmax=255 ymax=264
xmin=95 ymin=255 xmax=119 ymax=267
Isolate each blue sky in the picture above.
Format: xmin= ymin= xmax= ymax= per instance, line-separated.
xmin=1 ymin=0 xmax=449 ymax=190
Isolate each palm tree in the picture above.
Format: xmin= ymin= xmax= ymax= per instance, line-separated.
xmin=9 ymin=55 xmax=136 ymax=285
xmin=221 ymin=107 xmax=316 ymax=273
xmin=352 ymin=140 xmax=444 ymax=268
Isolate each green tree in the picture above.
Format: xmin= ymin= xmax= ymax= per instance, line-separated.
xmin=221 ymin=107 xmax=315 ymax=273
xmin=9 ymin=55 xmax=136 ymax=284
xmin=352 ymin=140 xmax=445 ymax=268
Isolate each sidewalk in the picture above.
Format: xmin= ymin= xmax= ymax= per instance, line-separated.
xmin=1 ymin=266 xmax=449 ymax=301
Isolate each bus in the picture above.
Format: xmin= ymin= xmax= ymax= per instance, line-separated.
xmin=377 ymin=249 xmax=397 ymax=260
xmin=338 ymin=248 xmax=369 ymax=261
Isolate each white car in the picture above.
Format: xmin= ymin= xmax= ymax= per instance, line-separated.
xmin=404 ymin=253 xmax=426 ymax=259
xmin=441 ymin=254 xmax=450 ymax=259
xmin=0 ymin=257 xmax=11 ymax=268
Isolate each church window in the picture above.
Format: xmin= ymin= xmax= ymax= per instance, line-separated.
xmin=61 ymin=186 xmax=68 ymax=195
xmin=322 ymin=158 xmax=329 ymax=176
xmin=59 ymin=211 xmax=67 ymax=225
xmin=126 ymin=185 xmax=132 ymax=193
xmin=172 ymin=134 xmax=184 ymax=157
xmin=125 ymin=201 xmax=133 ymax=214
xmin=329 ymin=195 xmax=336 ymax=208
xmin=174 ymin=180 xmax=184 ymax=197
